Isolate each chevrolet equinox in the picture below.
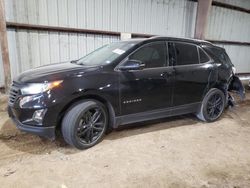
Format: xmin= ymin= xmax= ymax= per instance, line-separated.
xmin=8 ymin=36 xmax=244 ymax=149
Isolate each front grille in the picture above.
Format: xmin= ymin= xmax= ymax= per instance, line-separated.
xmin=9 ymin=82 xmax=21 ymax=105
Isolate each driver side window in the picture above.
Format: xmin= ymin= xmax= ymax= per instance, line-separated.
xmin=129 ymin=42 xmax=167 ymax=69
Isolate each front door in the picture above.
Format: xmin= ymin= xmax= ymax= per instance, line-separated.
xmin=118 ymin=41 xmax=174 ymax=115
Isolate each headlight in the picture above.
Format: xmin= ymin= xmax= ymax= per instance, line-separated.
xmin=21 ymin=80 xmax=63 ymax=95
xmin=19 ymin=95 xmax=36 ymax=107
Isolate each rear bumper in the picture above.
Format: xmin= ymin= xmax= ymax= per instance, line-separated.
xmin=8 ymin=106 xmax=56 ymax=139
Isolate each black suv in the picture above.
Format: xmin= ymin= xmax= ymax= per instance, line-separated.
xmin=8 ymin=36 xmax=244 ymax=149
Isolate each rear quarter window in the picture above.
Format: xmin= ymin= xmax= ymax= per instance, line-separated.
xmin=198 ymin=48 xmax=210 ymax=63
xmin=209 ymin=47 xmax=233 ymax=66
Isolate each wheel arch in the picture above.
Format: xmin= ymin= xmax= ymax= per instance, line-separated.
xmin=213 ymin=82 xmax=228 ymax=96
xmin=228 ymin=75 xmax=245 ymax=99
xmin=196 ymin=87 xmax=226 ymax=122
xmin=202 ymin=82 xmax=228 ymax=101
xmin=211 ymin=75 xmax=245 ymax=100
xmin=56 ymin=93 xmax=116 ymax=132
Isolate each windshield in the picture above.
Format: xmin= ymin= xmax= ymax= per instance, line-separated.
xmin=76 ymin=41 xmax=138 ymax=66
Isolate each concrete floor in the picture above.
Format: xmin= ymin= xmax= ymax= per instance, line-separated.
xmin=0 ymin=88 xmax=250 ymax=188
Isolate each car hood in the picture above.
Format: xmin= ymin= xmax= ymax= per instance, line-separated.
xmin=14 ymin=62 xmax=100 ymax=83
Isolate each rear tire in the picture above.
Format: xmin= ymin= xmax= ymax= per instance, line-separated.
xmin=62 ymin=100 xmax=108 ymax=149
xmin=196 ymin=88 xmax=225 ymax=122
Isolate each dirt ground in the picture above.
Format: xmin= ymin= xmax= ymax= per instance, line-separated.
xmin=0 ymin=87 xmax=250 ymax=188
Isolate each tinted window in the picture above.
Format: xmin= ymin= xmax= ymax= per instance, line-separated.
xmin=129 ymin=42 xmax=167 ymax=68
xmin=209 ymin=47 xmax=233 ymax=66
xmin=220 ymin=53 xmax=227 ymax=62
xmin=175 ymin=43 xmax=199 ymax=65
xmin=219 ymin=52 xmax=233 ymax=67
xmin=199 ymin=48 xmax=210 ymax=63
xmin=223 ymin=52 xmax=233 ymax=66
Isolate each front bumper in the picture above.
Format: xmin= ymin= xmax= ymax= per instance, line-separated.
xmin=8 ymin=106 xmax=56 ymax=139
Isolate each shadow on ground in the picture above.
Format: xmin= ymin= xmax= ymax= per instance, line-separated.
xmin=0 ymin=112 xmax=200 ymax=156
xmin=107 ymin=114 xmax=200 ymax=140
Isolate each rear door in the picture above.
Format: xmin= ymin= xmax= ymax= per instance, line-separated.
xmin=169 ymin=42 xmax=215 ymax=106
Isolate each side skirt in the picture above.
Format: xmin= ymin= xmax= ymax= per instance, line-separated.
xmin=114 ymin=102 xmax=201 ymax=128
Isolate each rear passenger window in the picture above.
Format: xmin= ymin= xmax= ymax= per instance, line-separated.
xmin=199 ymin=48 xmax=210 ymax=63
xmin=175 ymin=43 xmax=199 ymax=66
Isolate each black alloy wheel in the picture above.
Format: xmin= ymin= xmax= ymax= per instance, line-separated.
xmin=76 ymin=107 xmax=106 ymax=144
xmin=196 ymin=88 xmax=225 ymax=122
xmin=62 ymin=100 xmax=108 ymax=149
xmin=206 ymin=93 xmax=224 ymax=120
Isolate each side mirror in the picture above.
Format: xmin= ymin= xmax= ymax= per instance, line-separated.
xmin=119 ymin=60 xmax=145 ymax=71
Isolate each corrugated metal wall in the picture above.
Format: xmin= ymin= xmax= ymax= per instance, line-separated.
xmin=7 ymin=29 xmax=119 ymax=77
xmin=206 ymin=6 xmax=250 ymax=42
xmin=217 ymin=44 xmax=250 ymax=73
xmin=215 ymin=0 xmax=250 ymax=10
xmin=0 ymin=0 xmax=250 ymax=87
xmin=0 ymin=0 xmax=198 ymax=86
xmin=205 ymin=1 xmax=250 ymax=74
xmin=4 ymin=0 xmax=197 ymax=36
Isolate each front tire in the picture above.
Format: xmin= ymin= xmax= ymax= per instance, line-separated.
xmin=196 ymin=88 xmax=225 ymax=122
xmin=62 ymin=100 xmax=108 ymax=149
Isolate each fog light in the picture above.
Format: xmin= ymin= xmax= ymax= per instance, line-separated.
xmin=32 ymin=109 xmax=47 ymax=124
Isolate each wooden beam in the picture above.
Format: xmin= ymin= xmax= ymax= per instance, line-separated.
xmin=208 ymin=39 xmax=250 ymax=46
xmin=194 ymin=0 xmax=212 ymax=39
xmin=0 ymin=0 xmax=11 ymax=92
xmin=188 ymin=0 xmax=250 ymax=14
xmin=212 ymin=1 xmax=250 ymax=14
xmin=6 ymin=22 xmax=155 ymax=39
xmin=6 ymin=22 xmax=121 ymax=36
